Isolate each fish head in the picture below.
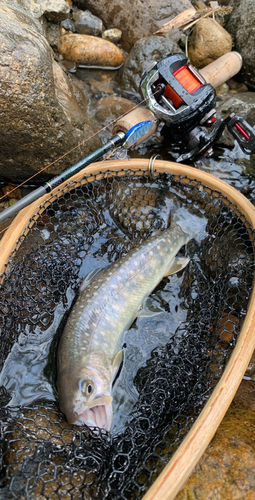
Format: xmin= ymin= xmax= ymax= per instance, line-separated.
xmin=57 ymin=353 xmax=114 ymax=431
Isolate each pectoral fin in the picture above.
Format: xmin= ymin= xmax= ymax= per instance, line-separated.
xmin=164 ymin=256 xmax=190 ymax=277
xmin=112 ymin=350 xmax=123 ymax=381
xmin=138 ymin=297 xmax=164 ymax=317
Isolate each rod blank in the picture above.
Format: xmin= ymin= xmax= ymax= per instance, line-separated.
xmin=0 ymin=133 xmax=125 ymax=224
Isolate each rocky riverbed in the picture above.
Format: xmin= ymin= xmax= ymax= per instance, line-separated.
xmin=0 ymin=0 xmax=255 ymax=498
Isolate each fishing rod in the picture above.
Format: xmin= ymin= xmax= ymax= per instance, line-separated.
xmin=0 ymin=120 xmax=155 ymax=224
xmin=0 ymin=51 xmax=253 ymax=225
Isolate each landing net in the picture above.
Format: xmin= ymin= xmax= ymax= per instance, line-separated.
xmin=0 ymin=167 xmax=254 ymax=499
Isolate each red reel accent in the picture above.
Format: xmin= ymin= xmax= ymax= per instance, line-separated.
xmin=164 ymin=66 xmax=202 ymax=109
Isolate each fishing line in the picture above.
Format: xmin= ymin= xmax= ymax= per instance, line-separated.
xmin=0 ymin=94 xmax=156 ymax=203
xmin=0 ymin=226 xmax=10 ymax=236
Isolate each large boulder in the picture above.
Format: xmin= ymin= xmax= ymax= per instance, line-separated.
xmin=188 ymin=18 xmax=233 ymax=68
xmin=59 ymin=33 xmax=123 ymax=67
xmin=2 ymin=0 xmax=70 ymax=21
xmin=226 ymin=0 xmax=255 ymax=87
xmin=0 ymin=1 xmax=100 ymax=182
xmin=73 ymin=0 xmax=194 ymax=50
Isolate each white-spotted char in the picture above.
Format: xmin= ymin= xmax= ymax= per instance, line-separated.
xmin=57 ymin=210 xmax=205 ymax=431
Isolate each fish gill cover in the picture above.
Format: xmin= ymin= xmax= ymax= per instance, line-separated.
xmin=0 ymin=168 xmax=254 ymax=499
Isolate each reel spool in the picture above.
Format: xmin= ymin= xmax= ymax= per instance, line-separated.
xmin=140 ymin=52 xmax=216 ymax=137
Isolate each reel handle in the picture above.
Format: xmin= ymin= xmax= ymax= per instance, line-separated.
xmin=113 ymin=52 xmax=242 ymax=142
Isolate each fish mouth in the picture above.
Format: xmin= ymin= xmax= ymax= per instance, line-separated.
xmin=72 ymin=395 xmax=113 ymax=431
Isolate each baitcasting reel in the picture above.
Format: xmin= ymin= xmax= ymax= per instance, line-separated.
xmin=140 ymin=53 xmax=255 ymax=162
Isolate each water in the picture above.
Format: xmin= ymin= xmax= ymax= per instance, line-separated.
xmin=0 ymin=178 xmax=208 ymax=432
xmin=194 ymin=143 xmax=255 ymax=199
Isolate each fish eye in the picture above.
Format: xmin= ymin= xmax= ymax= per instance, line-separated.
xmin=81 ymin=381 xmax=93 ymax=396
xmin=86 ymin=384 xmax=92 ymax=395
xmin=80 ymin=379 xmax=94 ymax=397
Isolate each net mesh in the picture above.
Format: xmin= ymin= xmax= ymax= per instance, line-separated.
xmin=0 ymin=167 xmax=254 ymax=499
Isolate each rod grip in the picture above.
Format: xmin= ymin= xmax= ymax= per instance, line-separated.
xmin=112 ymin=107 xmax=157 ymax=144
xmin=199 ymin=52 xmax=242 ymax=89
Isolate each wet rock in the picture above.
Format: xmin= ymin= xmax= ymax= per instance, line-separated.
xmin=61 ymin=17 xmax=76 ymax=33
xmin=53 ymin=60 xmax=88 ymax=129
xmin=7 ymin=0 xmax=71 ymax=21
xmin=216 ymin=92 xmax=255 ymax=147
xmin=102 ymin=28 xmax=122 ymax=44
xmin=67 ymin=73 xmax=91 ymax=111
xmin=72 ymin=8 xmax=83 ymax=22
xmin=194 ymin=1 xmax=207 ymax=9
xmin=227 ymin=78 xmax=248 ymax=93
xmin=60 ymin=59 xmax=77 ymax=72
xmin=40 ymin=0 xmax=70 ymax=22
xmin=244 ymin=348 xmax=255 ymax=381
xmin=2 ymin=0 xmax=42 ymax=20
xmin=74 ymin=10 xmax=104 ymax=36
xmin=226 ymin=0 xmax=255 ymax=86
xmin=59 ymin=33 xmax=123 ymax=67
xmin=176 ymin=381 xmax=255 ymax=499
xmin=73 ymin=0 xmax=194 ymax=51
xmin=0 ymin=1 xmax=100 ymax=182
xmin=2 ymin=184 xmax=21 ymax=199
xmin=45 ymin=21 xmax=62 ymax=50
xmin=121 ymin=34 xmax=183 ymax=100
xmin=95 ymin=95 xmax=134 ymax=125
xmin=188 ymin=18 xmax=233 ymax=68
xmin=215 ymin=82 xmax=229 ymax=95
xmin=89 ymin=78 xmax=115 ymax=96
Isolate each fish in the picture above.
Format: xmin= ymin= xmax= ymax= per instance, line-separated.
xmin=57 ymin=209 xmax=205 ymax=431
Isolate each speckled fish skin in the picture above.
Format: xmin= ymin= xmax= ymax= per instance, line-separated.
xmin=57 ymin=219 xmax=193 ymax=431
